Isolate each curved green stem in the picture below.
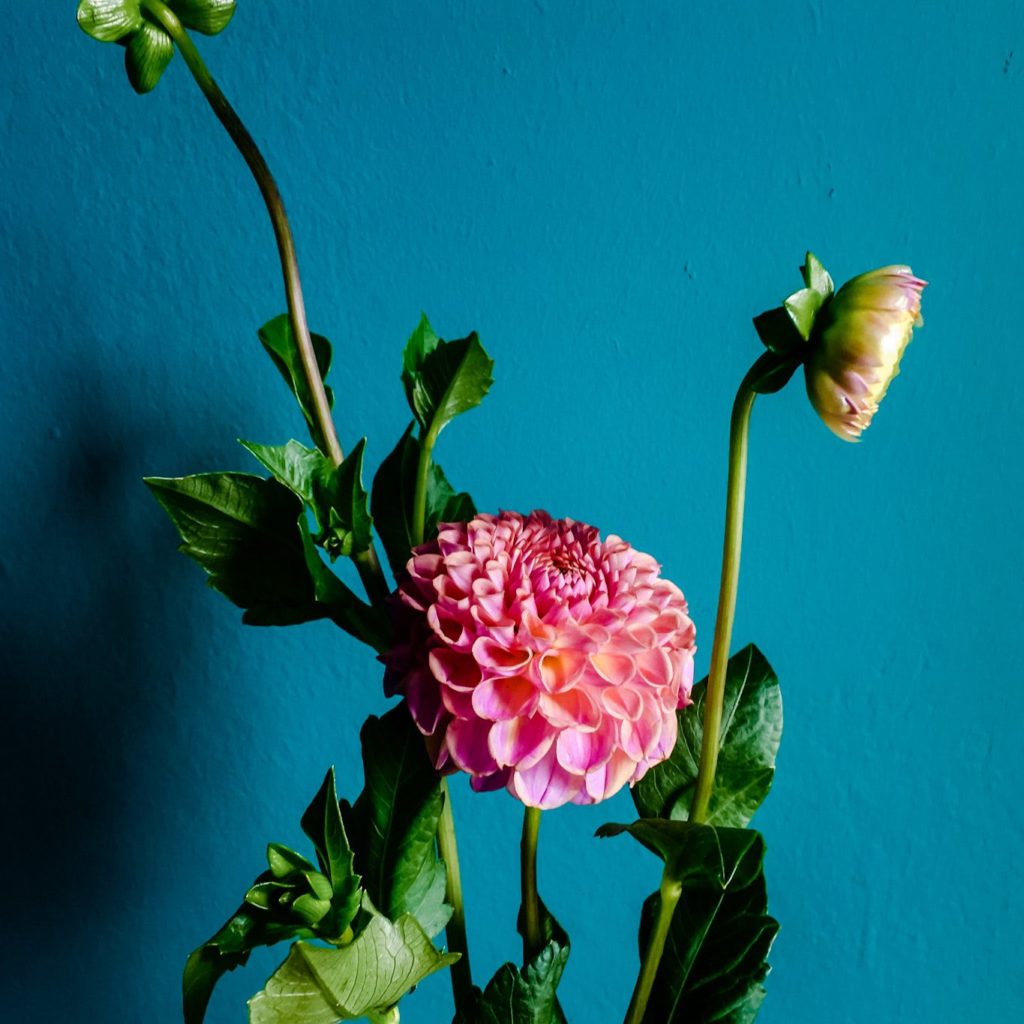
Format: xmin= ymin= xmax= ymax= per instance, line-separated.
xmin=520 ymin=807 xmax=543 ymax=963
xmin=689 ymin=365 xmax=759 ymax=823
xmin=142 ymin=0 xmax=340 ymax=465
xmin=437 ymin=778 xmax=473 ymax=1012
xmin=623 ymin=871 xmax=683 ymax=1024
xmin=140 ymin=1 xmax=391 ymax=605
xmin=412 ymin=426 xmax=438 ymax=549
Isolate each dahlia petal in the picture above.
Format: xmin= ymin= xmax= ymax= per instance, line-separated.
xmin=584 ymin=749 xmax=637 ymax=803
xmin=472 ymin=636 xmax=532 ymax=675
xmin=589 ymin=651 xmax=636 ymax=686
xmin=621 ymin=700 xmax=665 ymax=761
xmin=470 ymin=767 xmax=512 ymax=792
xmin=555 ymin=727 xmax=615 ymax=775
xmin=429 ymin=648 xmax=482 ymax=690
xmin=440 ymin=682 xmax=476 ymax=718
xmin=511 ymin=746 xmax=583 ymax=809
xmin=539 ymin=688 xmax=602 ymax=730
xmin=488 ymin=714 xmax=555 ymax=769
xmin=446 ymin=716 xmax=499 ymax=776
xmin=471 ymin=674 xmax=538 ymax=721
xmin=405 ymin=668 xmax=446 ymax=736
xmin=538 ymin=649 xmax=588 ymax=693
xmin=635 ymin=647 xmax=673 ymax=687
xmin=600 ymin=685 xmax=644 ymax=721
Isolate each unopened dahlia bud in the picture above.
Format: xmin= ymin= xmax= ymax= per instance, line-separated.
xmin=805 ymin=265 xmax=926 ymax=441
xmin=383 ymin=512 xmax=696 ymax=810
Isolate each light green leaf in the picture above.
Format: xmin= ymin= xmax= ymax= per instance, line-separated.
xmin=258 ymin=315 xmax=335 ymax=454
xmin=401 ymin=315 xmax=494 ymax=440
xmin=343 ymin=706 xmax=450 ymax=938
xmin=783 ymin=287 xmax=824 ymax=342
xmin=371 ymin=424 xmax=477 ymax=578
xmin=801 ymin=251 xmax=834 ymax=298
xmin=632 ymin=645 xmax=782 ymax=827
xmin=169 ymin=0 xmax=237 ymax=35
xmin=241 ymin=439 xmax=328 ymax=508
xmin=268 ymin=844 xmax=317 ymax=880
xmin=627 ymin=826 xmax=778 ymax=1023
xmin=248 ymin=915 xmax=459 ymax=1024
xmin=77 ymin=0 xmax=143 ymax=42
xmin=124 ymin=19 xmax=173 ymax=93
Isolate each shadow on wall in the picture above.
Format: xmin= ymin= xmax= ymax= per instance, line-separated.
xmin=0 ymin=242 xmax=204 ymax=1003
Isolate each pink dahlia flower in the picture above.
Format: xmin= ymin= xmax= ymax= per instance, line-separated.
xmin=383 ymin=511 xmax=696 ymax=809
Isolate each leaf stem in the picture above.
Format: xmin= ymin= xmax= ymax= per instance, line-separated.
xmin=623 ymin=870 xmax=684 ymax=1024
xmin=140 ymin=0 xmax=339 ymax=465
xmin=437 ymin=778 xmax=473 ymax=1013
xmin=520 ymin=806 xmax=543 ymax=963
xmin=689 ymin=365 xmax=759 ymax=824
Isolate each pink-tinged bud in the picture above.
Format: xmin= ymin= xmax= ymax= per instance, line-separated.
xmin=804 ymin=265 xmax=926 ymax=441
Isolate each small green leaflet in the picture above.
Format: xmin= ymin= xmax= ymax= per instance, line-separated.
xmin=632 ymin=645 xmax=782 ymax=827
xmin=343 ymin=705 xmax=451 ymax=939
xmin=77 ymin=1 xmax=143 ymax=43
xmin=125 ymin=20 xmax=173 ymax=93
xmin=400 ymin=314 xmax=494 ymax=441
xmin=248 ymin=913 xmax=459 ymax=1024
xmin=170 ymin=0 xmax=237 ymax=36
xmin=242 ymin=438 xmax=374 ymax=559
xmin=371 ymin=424 xmax=476 ymax=578
xmin=258 ymin=315 xmax=336 ymax=454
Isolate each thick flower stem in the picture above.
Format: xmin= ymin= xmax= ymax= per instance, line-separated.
xmin=520 ymin=806 xmax=543 ymax=963
xmin=437 ymin=778 xmax=473 ymax=1012
xmin=689 ymin=368 xmax=759 ymax=824
xmin=623 ymin=871 xmax=684 ymax=1024
xmin=139 ymin=0 xmax=390 ymax=606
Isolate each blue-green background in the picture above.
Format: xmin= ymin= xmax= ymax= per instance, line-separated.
xmin=3 ymin=2 xmax=1022 ymax=1021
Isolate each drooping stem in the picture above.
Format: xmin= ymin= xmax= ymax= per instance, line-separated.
xmin=141 ymin=0 xmax=342 ymax=468
xmin=437 ymin=778 xmax=473 ymax=1012
xmin=520 ymin=806 xmax=543 ymax=963
xmin=141 ymin=1 xmax=391 ymax=606
xmin=623 ymin=871 xmax=683 ymax=1024
xmin=689 ymin=366 xmax=759 ymax=823
xmin=411 ymin=439 xmax=472 ymax=1011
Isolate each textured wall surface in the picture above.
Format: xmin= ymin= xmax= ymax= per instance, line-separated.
xmin=2 ymin=2 xmax=1022 ymax=1022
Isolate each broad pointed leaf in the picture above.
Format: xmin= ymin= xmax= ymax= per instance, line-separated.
xmin=801 ymin=251 xmax=834 ymax=298
xmin=783 ymin=287 xmax=824 ymax=342
xmin=241 ymin=439 xmax=328 ymax=507
xmin=258 ymin=315 xmax=335 ymax=454
xmin=343 ymin=706 xmax=450 ymax=938
xmin=248 ymin=915 xmax=459 ymax=1024
xmin=401 ymin=315 xmax=494 ymax=440
xmin=632 ymin=645 xmax=782 ymax=827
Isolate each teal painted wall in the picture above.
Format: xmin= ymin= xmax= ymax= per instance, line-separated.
xmin=2 ymin=2 xmax=1022 ymax=1021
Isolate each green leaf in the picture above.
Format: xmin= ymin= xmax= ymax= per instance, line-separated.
xmin=801 ymin=251 xmax=834 ymax=298
xmin=371 ymin=424 xmax=477 ymax=578
xmin=242 ymin=437 xmax=375 ymax=560
xmin=401 ymin=315 xmax=494 ymax=440
xmin=248 ymin=915 xmax=459 ymax=1024
xmin=344 ymin=706 xmax=451 ymax=938
xmin=300 ymin=768 xmax=363 ymax=938
xmin=144 ymin=473 xmax=325 ymax=623
xmin=258 ymin=315 xmax=336 ymax=454
xmin=183 ymin=907 xmax=315 ymax=1024
xmin=267 ymin=843 xmax=317 ymax=880
xmin=77 ymin=0 xmax=143 ymax=42
xmin=782 ymin=287 xmax=824 ymax=342
xmin=124 ymin=19 xmax=173 ymax=93
xmin=637 ymin=827 xmax=778 ymax=1023
xmin=169 ymin=0 xmax=237 ymax=35
xmin=459 ymin=936 xmax=570 ymax=1024
xmin=632 ymin=645 xmax=782 ymax=828
xmin=751 ymin=307 xmax=804 ymax=356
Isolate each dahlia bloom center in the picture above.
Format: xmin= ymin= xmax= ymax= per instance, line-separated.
xmin=383 ymin=511 xmax=697 ymax=809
